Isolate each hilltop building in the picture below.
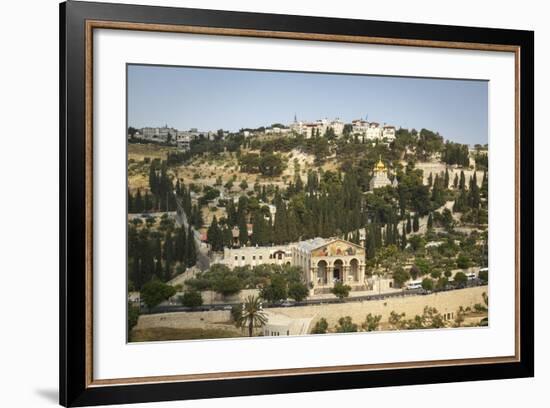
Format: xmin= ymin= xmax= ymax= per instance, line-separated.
xmin=265 ymin=126 xmax=291 ymax=135
xmin=131 ymin=125 xmax=215 ymax=148
xmin=290 ymin=117 xmax=345 ymax=139
xmin=382 ymin=125 xmax=396 ymax=141
xmin=176 ymin=131 xmax=191 ymax=151
xmin=351 ymin=120 xmax=396 ymax=142
xmin=352 ymin=119 xmax=369 ymax=135
xmin=139 ymin=125 xmax=178 ymax=142
xmin=365 ymin=122 xmax=383 ymax=140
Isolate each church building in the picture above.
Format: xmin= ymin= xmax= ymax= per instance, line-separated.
xmin=292 ymin=238 xmax=367 ymax=295
xmin=369 ymin=157 xmax=398 ymax=190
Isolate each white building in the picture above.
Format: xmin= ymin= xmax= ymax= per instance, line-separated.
xmin=352 ymin=119 xmax=369 ymax=135
xmin=265 ymin=126 xmax=291 ymax=135
xmin=141 ymin=127 xmax=159 ymax=140
xmin=290 ymin=118 xmax=344 ymax=138
xmin=176 ymin=131 xmax=191 ymax=151
xmin=351 ymin=120 xmax=396 ymax=142
xmin=157 ymin=125 xmax=177 ymax=142
xmin=365 ymin=122 xmax=383 ymax=140
xmin=138 ymin=126 xmax=177 ymax=143
xmin=220 ymin=245 xmax=294 ymax=269
xmin=329 ymin=119 xmax=345 ymax=136
xmin=290 ymin=121 xmax=318 ymax=138
xmin=382 ymin=125 xmax=396 ymax=141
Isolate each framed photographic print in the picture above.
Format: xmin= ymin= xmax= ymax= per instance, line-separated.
xmin=59 ymin=1 xmax=534 ymax=406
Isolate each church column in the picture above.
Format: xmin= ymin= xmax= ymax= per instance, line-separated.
xmin=343 ymin=265 xmax=348 ymax=284
xmin=309 ymin=266 xmax=316 ymax=295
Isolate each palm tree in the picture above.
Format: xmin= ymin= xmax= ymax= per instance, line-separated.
xmin=236 ymin=295 xmax=268 ymax=337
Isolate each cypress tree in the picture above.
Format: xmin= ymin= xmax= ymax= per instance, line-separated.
xmin=139 ymin=228 xmax=154 ymax=284
xmin=238 ymin=213 xmax=248 ymax=247
xmin=366 ymin=224 xmax=376 ymax=259
xmin=481 ymin=171 xmax=488 ymax=199
xmin=152 ymin=234 xmax=162 ymax=263
xmin=175 ymin=226 xmax=186 ymax=263
xmin=427 ymin=213 xmax=433 ymax=230
xmin=406 ymin=214 xmax=412 ymax=234
xmin=144 ymin=191 xmax=153 ymax=212
xmin=273 ymin=197 xmax=288 ymax=244
xmin=384 ymin=224 xmax=391 ymax=246
xmin=226 ymin=200 xmax=237 ymax=226
xmin=128 ymin=189 xmax=134 ymax=213
xmin=251 ymin=212 xmax=265 ymax=246
xmin=413 ymin=213 xmax=420 ymax=232
xmin=128 ymin=225 xmax=140 ymax=287
xmin=459 ymin=171 xmax=466 ymax=190
xmin=468 ymin=172 xmax=481 ymax=210
xmin=185 ymin=225 xmax=197 ymax=267
xmin=163 ymin=232 xmax=174 ymax=281
xmin=135 ymin=189 xmax=144 ymax=213
xmin=453 ymin=189 xmax=468 ymax=213
xmin=295 ymin=174 xmax=304 ymax=192
xmin=374 ymin=222 xmax=382 ymax=249
xmin=453 ymin=173 xmax=459 ymax=189
xmin=196 ymin=205 xmax=204 ymax=228
xmin=207 ymin=216 xmax=223 ymax=251
xmin=149 ymin=166 xmax=158 ymax=195
xmin=223 ymin=226 xmax=233 ymax=248
xmin=431 ymin=175 xmax=443 ymax=205
xmin=286 ymin=209 xmax=299 ymax=242
xmin=444 ymin=168 xmax=450 ymax=189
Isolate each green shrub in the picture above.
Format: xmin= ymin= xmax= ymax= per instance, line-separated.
xmin=311 ymin=318 xmax=328 ymax=334
xmin=180 ymin=290 xmax=203 ymax=308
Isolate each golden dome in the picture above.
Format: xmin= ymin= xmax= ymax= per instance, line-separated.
xmin=375 ymin=156 xmax=386 ymax=172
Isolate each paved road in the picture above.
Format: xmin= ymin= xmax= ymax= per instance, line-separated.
xmin=174 ymin=196 xmax=210 ymax=271
xmin=144 ymin=281 xmax=487 ymax=315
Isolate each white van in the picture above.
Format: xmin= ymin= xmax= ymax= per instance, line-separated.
xmin=406 ymin=281 xmax=422 ymax=290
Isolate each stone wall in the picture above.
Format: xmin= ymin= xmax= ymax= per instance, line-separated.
xmin=137 ymin=286 xmax=488 ymax=332
xmin=199 ymin=289 xmax=260 ymax=305
xmin=136 ymin=309 xmax=231 ymax=330
xmin=274 ymin=286 xmax=487 ymax=328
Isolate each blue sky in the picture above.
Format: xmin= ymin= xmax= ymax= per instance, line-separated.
xmin=128 ymin=64 xmax=488 ymax=145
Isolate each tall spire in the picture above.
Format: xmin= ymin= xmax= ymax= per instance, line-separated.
xmin=375 ymin=155 xmax=386 ymax=172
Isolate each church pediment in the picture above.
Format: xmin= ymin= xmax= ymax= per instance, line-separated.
xmin=311 ymin=239 xmax=364 ymax=257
